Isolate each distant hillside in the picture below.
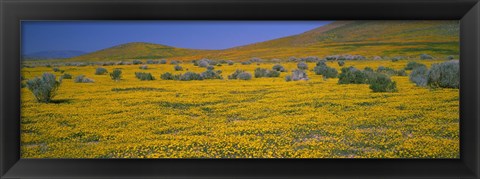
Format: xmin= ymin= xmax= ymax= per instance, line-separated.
xmin=215 ymin=20 xmax=459 ymax=60
xmin=23 ymin=50 xmax=87 ymax=60
xmin=63 ymin=20 xmax=459 ymax=62
xmin=69 ymin=42 xmax=214 ymax=62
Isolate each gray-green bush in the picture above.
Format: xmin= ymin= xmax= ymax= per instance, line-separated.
xmin=405 ymin=61 xmax=426 ymax=70
xmin=135 ymin=72 xmax=155 ymax=81
xmin=420 ymin=54 xmax=433 ymax=60
xmin=427 ymin=61 xmax=459 ymax=88
xmin=286 ymin=69 xmax=308 ymax=81
xmin=254 ymin=68 xmax=280 ymax=78
xmin=174 ymin=65 xmax=183 ymax=71
xmin=61 ymin=73 xmax=73 ymax=79
xmin=313 ymin=61 xmax=338 ymax=79
xmin=338 ymin=60 xmax=345 ymax=66
xmin=297 ymin=62 xmax=308 ymax=70
xmin=146 ymin=59 xmax=160 ymax=64
xmin=338 ymin=67 xmax=367 ymax=84
xmin=110 ymin=69 xmax=122 ymax=81
xmin=237 ymin=72 xmax=252 ymax=80
xmin=26 ymin=73 xmax=62 ymax=103
xmin=95 ymin=67 xmax=108 ymax=75
xmin=160 ymin=72 xmax=175 ymax=80
xmin=228 ymin=69 xmax=244 ymax=79
xmin=179 ymin=72 xmax=203 ymax=81
xmin=207 ymin=65 xmax=215 ymax=71
xmin=74 ymin=75 xmax=95 ymax=83
xmin=368 ymin=73 xmax=398 ymax=92
xmin=201 ymin=69 xmax=222 ymax=79
xmin=376 ymin=66 xmax=406 ymax=76
xmin=272 ymin=64 xmax=286 ymax=72
xmin=409 ymin=66 xmax=428 ymax=87
xmin=159 ymin=59 xmax=167 ymax=64
xmin=132 ymin=59 xmax=143 ymax=65
xmin=241 ymin=61 xmax=252 ymax=65
xmin=228 ymin=69 xmax=251 ymax=80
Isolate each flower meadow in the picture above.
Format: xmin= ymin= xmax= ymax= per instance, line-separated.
xmin=20 ymin=59 xmax=459 ymax=158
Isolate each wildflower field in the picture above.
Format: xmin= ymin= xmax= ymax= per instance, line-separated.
xmin=20 ymin=60 xmax=459 ymax=158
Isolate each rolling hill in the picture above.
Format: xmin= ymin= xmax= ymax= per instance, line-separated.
xmin=68 ymin=42 xmax=215 ymax=62
xmin=63 ymin=20 xmax=459 ymax=62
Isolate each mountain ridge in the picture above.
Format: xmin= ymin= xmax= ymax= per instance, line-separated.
xmin=57 ymin=20 xmax=459 ymax=62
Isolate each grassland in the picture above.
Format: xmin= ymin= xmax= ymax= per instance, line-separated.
xmin=21 ymin=60 xmax=459 ymax=158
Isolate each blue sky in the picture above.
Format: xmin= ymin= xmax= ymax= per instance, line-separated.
xmin=21 ymin=21 xmax=332 ymax=55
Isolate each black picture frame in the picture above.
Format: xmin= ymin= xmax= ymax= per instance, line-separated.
xmin=1 ymin=0 xmax=479 ymax=178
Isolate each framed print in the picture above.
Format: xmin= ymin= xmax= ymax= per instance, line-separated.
xmin=1 ymin=0 xmax=479 ymax=178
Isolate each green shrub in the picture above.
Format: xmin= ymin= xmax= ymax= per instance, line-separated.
xmin=254 ymin=68 xmax=268 ymax=78
xmin=420 ymin=54 xmax=433 ymax=60
xmin=409 ymin=66 xmax=428 ymax=86
xmin=376 ymin=66 xmax=396 ymax=75
xmin=272 ymin=64 xmax=286 ymax=72
xmin=179 ymin=72 xmax=203 ymax=81
xmin=285 ymin=75 xmax=292 ymax=82
xmin=61 ymin=73 xmax=73 ymax=79
xmin=170 ymin=60 xmax=180 ymax=65
xmin=313 ymin=61 xmax=338 ymax=79
xmin=26 ymin=73 xmax=62 ymax=103
xmin=447 ymin=55 xmax=455 ymax=60
xmin=254 ymin=68 xmax=281 ymax=78
xmin=338 ymin=67 xmax=367 ymax=84
xmin=207 ymin=65 xmax=215 ymax=70
xmin=146 ymin=59 xmax=160 ymax=64
xmin=266 ymin=70 xmax=281 ymax=77
xmin=301 ymin=56 xmax=319 ymax=62
xmin=135 ymin=72 xmax=155 ymax=81
xmin=227 ymin=60 xmax=234 ymax=65
xmin=427 ymin=61 xmax=459 ymax=88
xmin=228 ymin=70 xmax=251 ymax=80
xmin=201 ymin=70 xmax=222 ymax=79
xmin=297 ymin=62 xmax=308 ymax=70
xmin=405 ymin=61 xmax=426 ymax=70
xmin=376 ymin=66 xmax=406 ymax=76
xmin=159 ymin=59 xmax=167 ymax=64
xmin=364 ymin=67 xmax=374 ymax=72
xmin=95 ymin=67 xmax=108 ymax=75
xmin=198 ymin=59 xmax=209 ymax=67
xmin=338 ymin=60 xmax=345 ymax=66
xmin=110 ymin=69 xmax=122 ymax=81
xmin=74 ymin=75 xmax=95 ymax=83
xmin=241 ymin=61 xmax=252 ymax=65
xmin=53 ymin=67 xmax=61 ymax=72
xmin=237 ymin=72 xmax=252 ymax=80
xmin=160 ymin=72 xmax=175 ymax=80
xmin=174 ymin=65 xmax=183 ymax=71
xmin=132 ymin=59 xmax=143 ymax=65
xmin=228 ymin=69 xmax=244 ymax=79
xmin=396 ymin=69 xmax=407 ymax=76
xmin=368 ymin=73 xmax=398 ymax=92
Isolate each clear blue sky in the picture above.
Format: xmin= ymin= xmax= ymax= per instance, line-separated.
xmin=21 ymin=21 xmax=332 ymax=55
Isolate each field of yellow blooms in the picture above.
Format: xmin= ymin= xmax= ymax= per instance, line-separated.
xmin=20 ymin=60 xmax=459 ymax=158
